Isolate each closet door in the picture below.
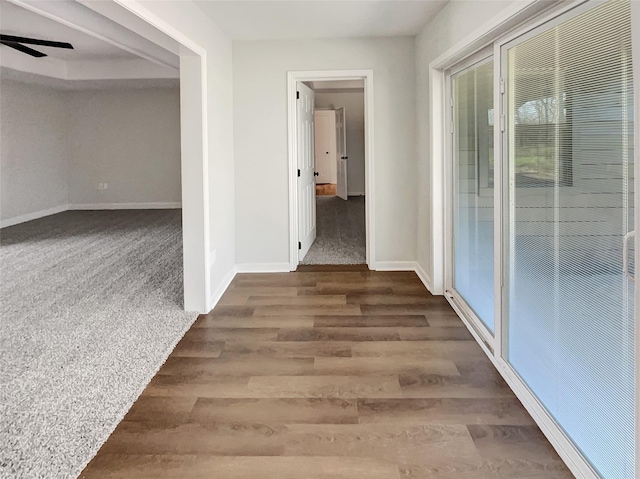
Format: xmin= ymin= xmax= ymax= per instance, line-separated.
xmin=503 ymin=1 xmax=635 ymax=476
xmin=450 ymin=57 xmax=496 ymax=338
xmin=314 ymin=110 xmax=337 ymax=184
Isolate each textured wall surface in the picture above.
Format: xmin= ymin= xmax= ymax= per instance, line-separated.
xmin=0 ymin=80 xmax=69 ymax=222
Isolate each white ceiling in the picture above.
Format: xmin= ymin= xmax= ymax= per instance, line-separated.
xmin=195 ymin=1 xmax=449 ymax=40
xmin=0 ymin=66 xmax=179 ymax=90
xmin=0 ymin=1 xmax=137 ymax=61
xmin=0 ymin=0 xmax=179 ymax=86
xmin=1 ymin=0 xmax=447 ymax=86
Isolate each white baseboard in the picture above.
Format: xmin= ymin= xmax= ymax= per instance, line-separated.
xmin=373 ymin=261 xmax=433 ymax=294
xmin=414 ymin=262 xmax=433 ymax=293
xmin=374 ymin=261 xmax=418 ymax=271
xmin=2 ymin=202 xmax=182 ymax=228
xmin=1 ymin=204 xmax=69 ymax=228
xmin=235 ymin=263 xmax=291 ymax=273
xmin=69 ymin=202 xmax=181 ymax=210
xmin=208 ymin=265 xmax=238 ymax=312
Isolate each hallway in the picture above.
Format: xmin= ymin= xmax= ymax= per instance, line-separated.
xmin=301 ymin=196 xmax=366 ymax=265
xmin=81 ymin=268 xmax=572 ymax=479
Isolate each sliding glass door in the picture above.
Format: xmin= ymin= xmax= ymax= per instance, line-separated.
xmin=503 ymin=1 xmax=635 ymax=477
xmin=450 ymin=57 xmax=495 ymax=336
xmin=446 ymin=0 xmax=636 ymax=476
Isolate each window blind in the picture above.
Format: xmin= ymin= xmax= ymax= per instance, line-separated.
xmin=452 ymin=59 xmax=495 ymax=333
xmin=504 ymin=1 xmax=635 ymax=477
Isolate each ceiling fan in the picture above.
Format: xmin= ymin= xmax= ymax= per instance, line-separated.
xmin=0 ymin=34 xmax=73 ymax=58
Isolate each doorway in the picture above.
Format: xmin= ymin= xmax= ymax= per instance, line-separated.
xmin=97 ymin=1 xmax=215 ymax=312
xmin=287 ymin=70 xmax=375 ymax=270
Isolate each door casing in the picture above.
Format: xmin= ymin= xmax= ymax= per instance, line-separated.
xmin=287 ymin=70 xmax=374 ymax=270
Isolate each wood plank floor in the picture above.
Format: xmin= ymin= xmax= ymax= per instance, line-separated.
xmin=316 ymin=183 xmax=337 ymax=196
xmin=80 ymin=269 xmax=573 ymax=479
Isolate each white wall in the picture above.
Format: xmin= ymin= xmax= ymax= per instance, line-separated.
xmin=66 ymin=88 xmax=181 ymax=206
xmin=0 ymin=80 xmax=68 ymax=223
xmin=415 ymin=1 xmax=516 ymax=288
xmin=233 ymin=37 xmax=416 ymax=265
xmin=0 ymin=80 xmax=182 ymax=225
xmin=315 ymin=90 xmax=365 ymax=195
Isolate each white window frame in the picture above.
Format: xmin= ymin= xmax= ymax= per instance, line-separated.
xmin=444 ymin=49 xmax=496 ymax=351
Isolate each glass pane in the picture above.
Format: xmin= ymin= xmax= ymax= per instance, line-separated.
xmin=505 ymin=1 xmax=635 ymax=477
xmin=453 ymin=59 xmax=495 ymax=333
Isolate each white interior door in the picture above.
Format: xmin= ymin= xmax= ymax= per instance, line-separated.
xmin=335 ymin=107 xmax=348 ymax=200
xmin=314 ymin=110 xmax=337 ymax=184
xmin=297 ymin=82 xmax=316 ymax=260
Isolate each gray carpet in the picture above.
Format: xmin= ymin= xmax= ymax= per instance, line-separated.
xmin=0 ymin=210 xmax=197 ymax=479
xmin=301 ymin=195 xmax=366 ymax=265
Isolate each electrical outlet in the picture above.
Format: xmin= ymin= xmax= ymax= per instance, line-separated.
xmin=98 ymin=183 xmax=109 ymax=190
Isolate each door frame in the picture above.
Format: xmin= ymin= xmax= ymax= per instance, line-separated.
xmin=287 ymin=69 xmax=375 ymax=270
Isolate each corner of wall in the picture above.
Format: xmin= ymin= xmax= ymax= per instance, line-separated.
xmin=62 ymin=89 xmax=72 ymax=209
xmin=414 ymin=260 xmax=432 ymax=293
xmin=208 ymin=264 xmax=237 ymax=311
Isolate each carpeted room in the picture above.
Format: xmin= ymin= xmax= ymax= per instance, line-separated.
xmin=0 ymin=7 xmax=193 ymax=475
xmin=0 ymin=209 xmax=195 ymax=477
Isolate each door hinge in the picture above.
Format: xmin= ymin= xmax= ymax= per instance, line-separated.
xmin=298 ymin=241 xmax=302 ymax=250
xmin=500 ymin=115 xmax=505 ymax=132
xmin=450 ymin=97 xmax=454 ymax=108
xmin=296 ymin=91 xmax=300 ymax=100
xmin=450 ymin=122 xmax=454 ymax=135
xmin=297 ymin=169 xmax=301 ymax=177
xmin=500 ymin=77 xmax=505 ymax=94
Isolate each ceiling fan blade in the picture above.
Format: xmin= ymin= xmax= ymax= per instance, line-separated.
xmin=0 ymin=34 xmax=73 ymax=49
xmin=0 ymin=40 xmax=46 ymax=57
